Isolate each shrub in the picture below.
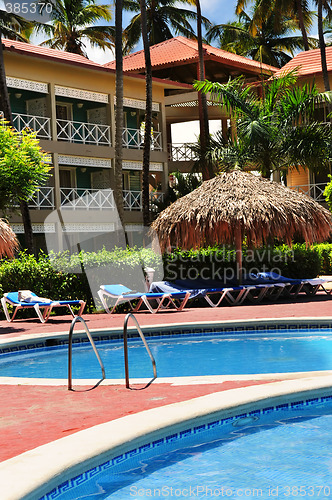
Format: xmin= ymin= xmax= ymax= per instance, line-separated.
xmin=0 ymin=248 xmax=163 ymax=318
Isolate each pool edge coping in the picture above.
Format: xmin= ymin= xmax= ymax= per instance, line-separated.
xmin=1 ymin=375 xmax=332 ymax=500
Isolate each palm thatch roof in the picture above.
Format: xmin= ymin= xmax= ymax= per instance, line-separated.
xmin=151 ymin=171 xmax=332 ymax=251
xmin=0 ymin=220 xmax=18 ymax=258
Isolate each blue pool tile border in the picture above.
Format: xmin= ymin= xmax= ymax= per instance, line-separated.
xmin=1 ymin=320 xmax=332 ymax=355
xmin=39 ymin=393 xmax=332 ymax=500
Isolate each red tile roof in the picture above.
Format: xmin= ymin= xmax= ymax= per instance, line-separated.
xmin=2 ymin=38 xmax=191 ymax=88
xmin=3 ymin=38 xmax=107 ymax=71
xmin=273 ymin=47 xmax=332 ymax=78
xmin=104 ymin=36 xmax=278 ymax=75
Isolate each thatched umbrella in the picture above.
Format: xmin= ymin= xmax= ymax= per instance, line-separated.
xmin=151 ymin=171 xmax=332 ymax=283
xmin=0 ymin=220 xmax=18 ymax=258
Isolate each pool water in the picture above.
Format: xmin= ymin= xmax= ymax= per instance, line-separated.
xmin=1 ymin=330 xmax=332 ymax=379
xmin=41 ymin=398 xmax=332 ymax=500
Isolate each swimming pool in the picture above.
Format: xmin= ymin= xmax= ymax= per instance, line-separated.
xmin=1 ymin=329 xmax=332 ymax=379
xmin=39 ymin=393 xmax=332 ymax=500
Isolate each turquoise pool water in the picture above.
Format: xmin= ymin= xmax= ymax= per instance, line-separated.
xmin=40 ymin=395 xmax=332 ymax=500
xmin=1 ymin=329 xmax=332 ymax=379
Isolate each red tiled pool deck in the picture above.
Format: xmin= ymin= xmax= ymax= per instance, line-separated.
xmin=0 ymin=292 xmax=332 ymax=463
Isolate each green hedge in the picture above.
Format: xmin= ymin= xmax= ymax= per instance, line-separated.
xmin=0 ymin=248 xmax=163 ymax=318
xmin=0 ymin=243 xmax=331 ymax=319
xmin=163 ymin=243 xmax=322 ymax=281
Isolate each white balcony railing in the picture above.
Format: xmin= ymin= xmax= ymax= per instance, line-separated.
xmin=57 ymin=119 xmax=111 ymax=146
xmin=13 ymin=113 xmax=51 ymax=140
xmin=60 ymin=188 xmax=115 ymax=210
xmin=123 ymin=190 xmax=164 ymax=211
xmin=290 ymin=183 xmax=327 ymax=203
xmin=122 ymin=127 xmax=162 ymax=150
xmin=28 ymin=187 xmax=55 ymax=209
xmin=168 ymin=143 xmax=198 ymax=161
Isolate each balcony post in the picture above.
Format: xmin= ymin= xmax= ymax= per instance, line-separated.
xmin=49 ymin=83 xmax=57 ymax=142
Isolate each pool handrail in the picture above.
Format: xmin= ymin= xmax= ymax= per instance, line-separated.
xmin=123 ymin=312 xmax=157 ymax=388
xmin=68 ymin=316 xmax=106 ymax=390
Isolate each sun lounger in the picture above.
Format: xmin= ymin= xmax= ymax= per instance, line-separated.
xmin=98 ymin=284 xmax=190 ymax=314
xmin=150 ymin=280 xmax=256 ymax=307
xmin=255 ymin=272 xmax=327 ymax=297
xmin=1 ymin=291 xmax=86 ymax=323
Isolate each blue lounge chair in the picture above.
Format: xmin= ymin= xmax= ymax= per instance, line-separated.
xmin=150 ymin=280 xmax=256 ymax=307
xmin=255 ymin=272 xmax=327 ymax=297
xmin=98 ymin=284 xmax=190 ymax=314
xmin=1 ymin=291 xmax=86 ymax=323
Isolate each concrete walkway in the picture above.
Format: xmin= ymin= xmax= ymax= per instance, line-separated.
xmin=0 ymin=291 xmax=331 ymax=463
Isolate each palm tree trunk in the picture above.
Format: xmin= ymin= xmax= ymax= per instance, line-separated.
xmin=0 ymin=33 xmax=13 ymax=123
xmin=1 ymin=32 xmax=34 ymax=254
xmin=114 ymin=0 xmax=128 ymax=245
xmin=296 ymin=0 xmax=310 ymax=50
xmin=196 ymin=0 xmax=212 ymax=180
xmin=140 ymin=0 xmax=152 ymax=227
xmin=318 ymin=0 xmax=330 ymax=91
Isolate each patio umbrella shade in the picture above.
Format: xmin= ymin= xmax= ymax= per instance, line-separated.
xmin=0 ymin=220 xmax=18 ymax=259
xmin=151 ymin=171 xmax=332 ymax=281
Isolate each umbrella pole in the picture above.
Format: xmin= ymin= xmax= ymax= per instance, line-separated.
xmin=234 ymin=226 xmax=242 ymax=285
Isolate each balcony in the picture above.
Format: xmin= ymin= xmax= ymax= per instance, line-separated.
xmin=123 ymin=190 xmax=164 ymax=211
xmin=25 ymin=187 xmax=164 ymax=211
xmin=122 ymin=127 xmax=162 ymax=150
xmin=13 ymin=113 xmax=51 ymax=140
xmin=60 ymin=188 xmax=115 ymax=210
xmin=168 ymin=143 xmax=198 ymax=162
xmin=290 ymin=183 xmax=327 ymax=203
xmin=57 ymin=119 xmax=111 ymax=146
xmin=28 ymin=187 xmax=55 ymax=209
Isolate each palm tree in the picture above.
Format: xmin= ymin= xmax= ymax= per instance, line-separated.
xmin=123 ymin=0 xmax=211 ymax=50
xmin=139 ymin=0 xmax=153 ymax=227
xmin=235 ymin=0 xmax=314 ymax=52
xmin=206 ymin=8 xmax=316 ymax=68
xmin=194 ymin=71 xmax=332 ymax=179
xmin=114 ymin=0 xmax=127 ymax=242
xmin=187 ymin=0 xmax=211 ymax=181
xmin=315 ymin=0 xmax=332 ymax=91
xmin=39 ymin=0 xmax=114 ymax=57
xmin=0 ymin=10 xmax=35 ymax=253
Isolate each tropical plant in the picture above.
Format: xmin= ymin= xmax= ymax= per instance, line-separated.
xmin=194 ymin=70 xmax=332 ymax=178
xmin=114 ymin=0 xmax=126 ymax=240
xmin=316 ymin=0 xmax=332 ymax=91
xmin=38 ymin=0 xmax=114 ymax=57
xmin=185 ymin=0 xmax=211 ymax=181
xmin=152 ymin=170 xmax=202 ymax=211
xmin=235 ymin=0 xmax=314 ymax=52
xmin=206 ymin=7 xmax=316 ymax=68
xmin=0 ymin=121 xmax=51 ymax=253
xmin=123 ymin=0 xmax=211 ymax=50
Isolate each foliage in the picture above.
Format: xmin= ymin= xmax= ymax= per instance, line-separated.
xmin=122 ymin=0 xmax=211 ymax=51
xmin=0 ymin=248 xmax=163 ymax=317
xmin=0 ymin=121 xmax=51 ymax=213
xmin=38 ymin=0 xmax=114 ymax=56
xmin=151 ymin=170 xmax=202 ymax=211
xmin=163 ymin=243 xmax=322 ymax=281
xmin=2 ymin=243 xmax=332 ymax=318
xmin=206 ymin=7 xmax=316 ymax=68
xmin=193 ymin=71 xmax=332 ymax=178
xmin=323 ymin=174 xmax=332 ymax=211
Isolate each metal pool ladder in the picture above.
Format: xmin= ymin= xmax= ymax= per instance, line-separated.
xmin=123 ymin=313 xmax=157 ymax=388
xmin=68 ymin=316 xmax=106 ymax=390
